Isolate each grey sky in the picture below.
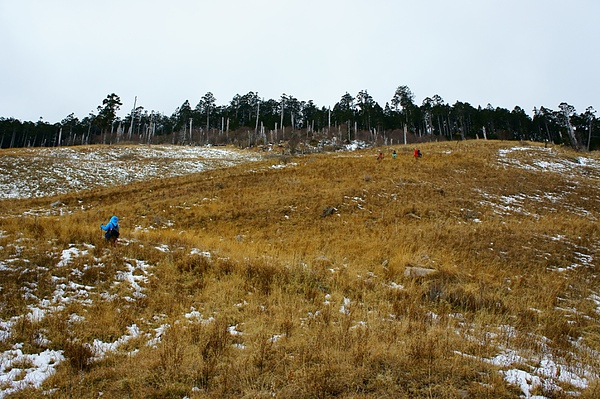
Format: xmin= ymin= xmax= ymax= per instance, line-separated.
xmin=1 ymin=0 xmax=598 ymax=123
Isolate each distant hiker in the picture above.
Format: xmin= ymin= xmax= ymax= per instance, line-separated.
xmin=377 ymin=152 xmax=383 ymax=161
xmin=414 ymin=149 xmax=422 ymax=159
xmin=101 ymin=216 xmax=120 ymax=244
xmin=392 ymin=150 xmax=397 ymax=159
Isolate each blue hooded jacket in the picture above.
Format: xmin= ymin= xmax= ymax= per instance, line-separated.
xmin=101 ymin=216 xmax=119 ymax=231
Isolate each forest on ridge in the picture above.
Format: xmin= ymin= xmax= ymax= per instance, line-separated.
xmin=1 ymin=86 xmax=598 ymax=151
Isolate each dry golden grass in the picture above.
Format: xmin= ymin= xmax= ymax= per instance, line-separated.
xmin=1 ymin=140 xmax=599 ymax=398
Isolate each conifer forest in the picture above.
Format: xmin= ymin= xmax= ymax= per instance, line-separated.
xmin=1 ymin=86 xmax=598 ymax=151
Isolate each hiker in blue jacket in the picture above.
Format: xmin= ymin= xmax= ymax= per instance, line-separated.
xmin=101 ymin=216 xmax=120 ymax=243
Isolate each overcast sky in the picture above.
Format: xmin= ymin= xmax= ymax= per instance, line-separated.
xmin=1 ymin=0 xmax=598 ymax=123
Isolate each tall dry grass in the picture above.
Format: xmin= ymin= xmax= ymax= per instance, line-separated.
xmin=1 ymin=141 xmax=599 ymax=398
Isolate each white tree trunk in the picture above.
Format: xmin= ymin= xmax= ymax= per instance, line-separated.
xmin=128 ymin=96 xmax=137 ymax=140
xmin=587 ymin=120 xmax=592 ymax=151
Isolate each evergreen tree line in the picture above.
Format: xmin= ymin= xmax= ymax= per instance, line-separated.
xmin=1 ymin=86 xmax=598 ymax=151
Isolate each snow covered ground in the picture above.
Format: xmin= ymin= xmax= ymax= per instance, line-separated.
xmin=498 ymin=146 xmax=600 ymax=180
xmin=0 ymin=145 xmax=262 ymax=199
xmin=478 ymin=146 xmax=600 ymax=220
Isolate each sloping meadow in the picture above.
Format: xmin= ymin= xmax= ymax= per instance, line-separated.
xmin=0 ymin=145 xmax=262 ymax=199
xmin=0 ymin=141 xmax=599 ymax=398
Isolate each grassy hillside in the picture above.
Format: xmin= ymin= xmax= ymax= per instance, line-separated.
xmin=1 ymin=141 xmax=599 ymax=398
